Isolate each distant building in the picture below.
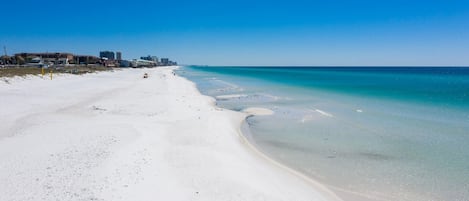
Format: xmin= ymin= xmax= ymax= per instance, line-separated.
xmin=151 ymin=56 xmax=158 ymax=62
xmin=140 ymin=55 xmax=151 ymax=61
xmin=99 ymin=51 xmax=115 ymax=60
xmin=75 ymin=55 xmax=101 ymax=65
xmin=116 ymin=52 xmax=122 ymax=61
xmin=161 ymin=58 xmax=169 ymax=65
xmin=14 ymin=52 xmax=74 ymax=65
xmin=140 ymin=55 xmax=158 ymax=63
xmin=119 ymin=60 xmax=132 ymax=67
xmin=130 ymin=59 xmax=156 ymax=67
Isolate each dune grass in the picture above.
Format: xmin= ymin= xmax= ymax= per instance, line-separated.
xmin=0 ymin=66 xmax=113 ymax=77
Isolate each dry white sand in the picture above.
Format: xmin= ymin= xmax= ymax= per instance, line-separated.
xmin=0 ymin=67 xmax=341 ymax=201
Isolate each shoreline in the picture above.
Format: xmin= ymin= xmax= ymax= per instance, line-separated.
xmin=1 ymin=67 xmax=341 ymax=201
xmin=177 ymin=67 xmax=399 ymax=201
xmin=237 ymin=119 xmax=344 ymax=201
xmin=238 ymin=117 xmax=392 ymax=201
xmin=177 ymin=69 xmax=343 ymax=201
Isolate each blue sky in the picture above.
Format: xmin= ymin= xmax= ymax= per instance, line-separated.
xmin=1 ymin=0 xmax=468 ymax=66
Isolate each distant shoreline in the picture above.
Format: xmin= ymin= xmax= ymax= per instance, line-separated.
xmin=188 ymin=65 xmax=469 ymax=68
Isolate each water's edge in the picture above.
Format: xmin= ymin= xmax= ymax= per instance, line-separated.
xmin=238 ymin=117 xmax=344 ymax=201
xmin=177 ymin=66 xmax=469 ymax=201
xmin=175 ymin=67 xmax=344 ymax=200
xmin=240 ymin=118 xmax=397 ymax=201
xmin=177 ymin=66 xmax=379 ymax=201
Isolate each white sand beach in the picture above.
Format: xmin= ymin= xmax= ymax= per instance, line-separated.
xmin=0 ymin=67 xmax=341 ymax=201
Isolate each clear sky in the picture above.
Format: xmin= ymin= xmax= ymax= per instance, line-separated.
xmin=1 ymin=0 xmax=468 ymax=66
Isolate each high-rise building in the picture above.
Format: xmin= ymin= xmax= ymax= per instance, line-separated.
xmin=116 ymin=52 xmax=122 ymax=61
xmin=99 ymin=51 xmax=115 ymax=60
xmin=161 ymin=58 xmax=169 ymax=65
xmin=140 ymin=55 xmax=158 ymax=62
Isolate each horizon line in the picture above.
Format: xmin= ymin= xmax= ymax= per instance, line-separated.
xmin=182 ymin=65 xmax=469 ymax=67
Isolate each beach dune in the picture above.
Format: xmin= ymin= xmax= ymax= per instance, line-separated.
xmin=0 ymin=67 xmax=340 ymax=201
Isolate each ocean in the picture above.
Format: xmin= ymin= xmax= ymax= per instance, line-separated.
xmin=176 ymin=66 xmax=469 ymax=201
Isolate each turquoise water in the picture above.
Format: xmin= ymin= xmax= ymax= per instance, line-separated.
xmin=177 ymin=66 xmax=469 ymax=201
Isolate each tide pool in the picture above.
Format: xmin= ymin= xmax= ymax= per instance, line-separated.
xmin=177 ymin=66 xmax=469 ymax=201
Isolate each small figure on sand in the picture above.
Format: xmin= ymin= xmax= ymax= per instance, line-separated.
xmin=143 ymin=73 xmax=148 ymax=78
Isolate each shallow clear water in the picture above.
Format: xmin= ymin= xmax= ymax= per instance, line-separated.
xmin=177 ymin=66 xmax=469 ymax=201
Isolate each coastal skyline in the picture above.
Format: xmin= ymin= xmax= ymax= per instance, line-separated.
xmin=2 ymin=0 xmax=469 ymax=66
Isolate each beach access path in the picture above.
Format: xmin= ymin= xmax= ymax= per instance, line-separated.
xmin=0 ymin=67 xmax=340 ymax=201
